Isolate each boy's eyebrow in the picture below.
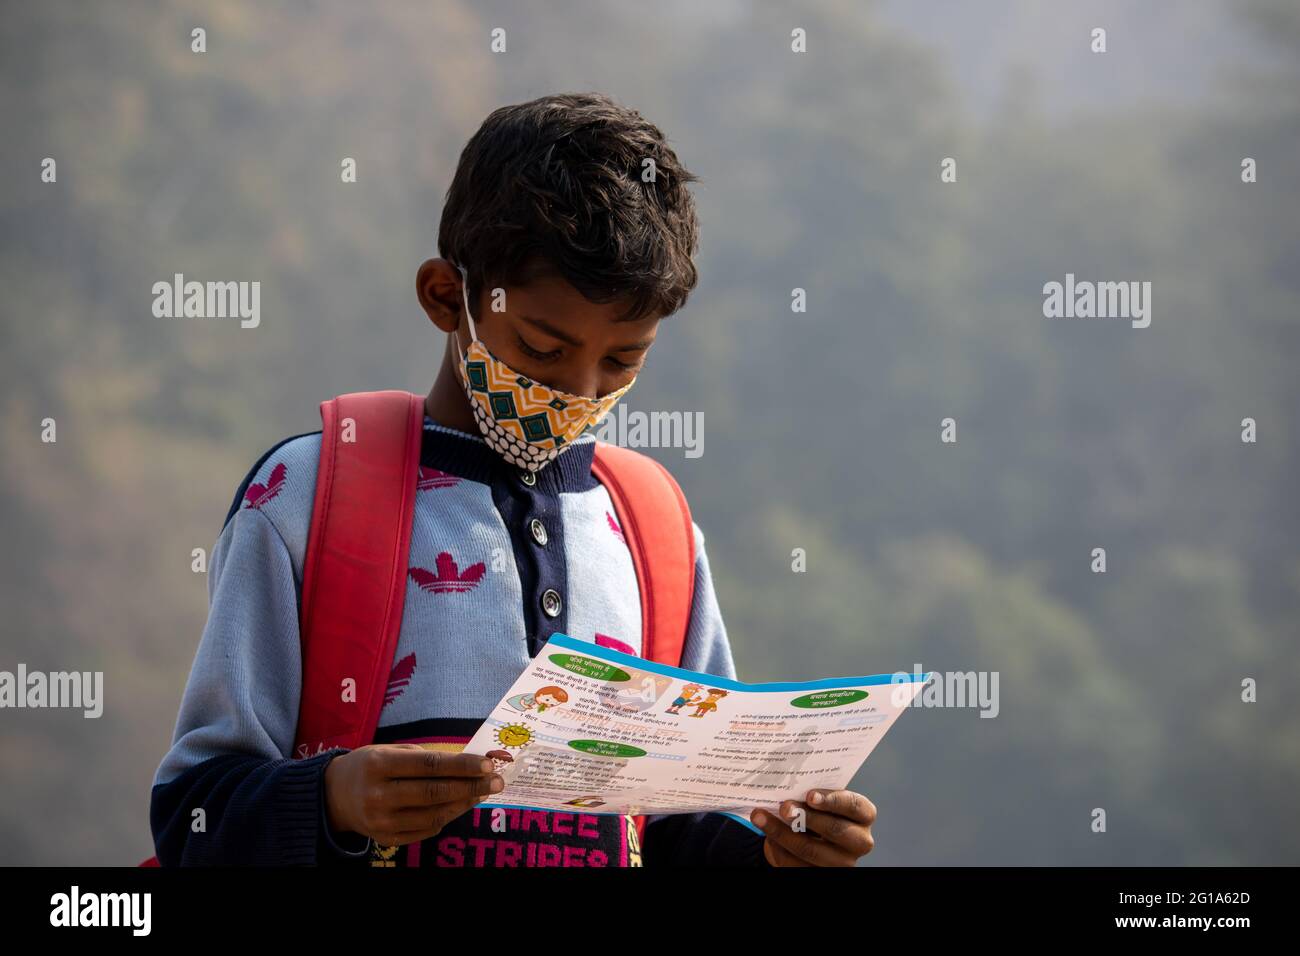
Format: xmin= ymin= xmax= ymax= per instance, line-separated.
xmin=520 ymin=315 xmax=655 ymax=351
xmin=612 ymin=336 xmax=655 ymax=352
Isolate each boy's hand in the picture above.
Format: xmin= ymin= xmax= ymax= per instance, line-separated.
xmin=324 ymin=744 xmax=504 ymax=847
xmin=749 ymin=789 xmax=876 ymax=867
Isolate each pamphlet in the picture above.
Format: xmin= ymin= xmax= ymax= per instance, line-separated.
xmin=466 ymin=633 xmax=931 ymax=833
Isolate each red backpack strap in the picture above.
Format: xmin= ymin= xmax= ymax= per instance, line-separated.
xmin=141 ymin=391 xmax=422 ymax=864
xmin=293 ymin=390 xmax=425 ymax=757
xmin=591 ymin=442 xmax=696 ymax=668
xmin=591 ymin=442 xmax=696 ymax=857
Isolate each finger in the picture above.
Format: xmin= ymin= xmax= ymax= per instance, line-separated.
xmin=753 ymin=808 xmax=857 ymax=867
xmin=764 ymin=837 xmax=813 ymax=867
xmin=805 ymin=789 xmax=876 ymax=826
xmin=377 ymin=747 xmax=497 ymax=780
xmin=779 ymin=799 xmax=874 ymax=856
xmin=384 ymin=773 xmax=503 ymax=808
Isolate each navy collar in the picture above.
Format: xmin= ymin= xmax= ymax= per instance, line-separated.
xmin=419 ymin=417 xmax=600 ymax=493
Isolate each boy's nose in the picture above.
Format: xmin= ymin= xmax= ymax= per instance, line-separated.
xmin=549 ymin=365 xmax=602 ymax=400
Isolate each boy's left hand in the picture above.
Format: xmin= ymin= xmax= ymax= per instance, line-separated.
xmin=749 ymin=789 xmax=876 ymax=867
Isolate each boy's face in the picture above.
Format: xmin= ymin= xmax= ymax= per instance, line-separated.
xmin=421 ymin=259 xmax=662 ymax=402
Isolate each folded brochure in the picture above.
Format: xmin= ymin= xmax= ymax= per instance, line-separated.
xmin=466 ymin=633 xmax=931 ymax=834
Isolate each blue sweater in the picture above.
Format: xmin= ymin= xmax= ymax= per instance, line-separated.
xmin=150 ymin=416 xmax=770 ymax=867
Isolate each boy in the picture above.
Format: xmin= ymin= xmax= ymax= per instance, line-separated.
xmin=150 ymin=92 xmax=877 ymax=867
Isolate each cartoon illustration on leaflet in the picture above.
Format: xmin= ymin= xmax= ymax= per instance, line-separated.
xmin=485 ymin=749 xmax=515 ymax=774
xmin=506 ymin=685 xmax=570 ymax=714
xmin=688 ymin=688 xmax=729 ymax=718
xmin=665 ymin=682 xmax=704 ymax=715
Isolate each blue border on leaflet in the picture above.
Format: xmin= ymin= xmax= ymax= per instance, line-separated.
xmin=545 ymin=632 xmax=934 ymax=691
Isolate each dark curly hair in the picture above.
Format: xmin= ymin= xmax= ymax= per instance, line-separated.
xmin=438 ymin=92 xmax=701 ymax=323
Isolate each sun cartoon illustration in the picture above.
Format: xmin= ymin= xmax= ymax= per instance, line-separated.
xmin=495 ymin=723 xmax=533 ymax=749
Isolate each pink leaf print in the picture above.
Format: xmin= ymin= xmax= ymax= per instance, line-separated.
xmin=417 ymin=466 xmax=460 ymax=490
xmin=606 ymin=510 xmax=625 ymax=543
xmin=595 ymin=633 xmax=637 ymax=656
xmin=384 ymin=653 xmax=417 ymax=707
xmin=409 ymin=552 xmax=487 ymax=593
xmin=244 ymin=462 xmax=287 ymax=509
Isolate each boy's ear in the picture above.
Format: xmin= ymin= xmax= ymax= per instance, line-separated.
xmin=416 ymin=258 xmax=467 ymax=333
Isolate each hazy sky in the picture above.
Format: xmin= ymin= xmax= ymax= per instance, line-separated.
xmin=874 ymin=0 xmax=1265 ymax=117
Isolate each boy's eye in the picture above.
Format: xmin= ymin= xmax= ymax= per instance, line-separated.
xmin=515 ymin=334 xmax=561 ymax=362
xmin=517 ymin=332 xmax=642 ymax=373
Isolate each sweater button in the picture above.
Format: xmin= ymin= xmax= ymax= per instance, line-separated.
xmin=520 ymin=470 xmax=537 ymax=487
xmin=529 ymin=518 xmax=548 ymax=546
xmin=541 ymin=589 xmax=562 ymax=618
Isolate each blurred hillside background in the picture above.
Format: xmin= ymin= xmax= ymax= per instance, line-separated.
xmin=1 ymin=0 xmax=1296 ymax=865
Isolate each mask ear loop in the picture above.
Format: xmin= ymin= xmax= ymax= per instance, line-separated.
xmin=457 ymin=264 xmax=479 ymax=341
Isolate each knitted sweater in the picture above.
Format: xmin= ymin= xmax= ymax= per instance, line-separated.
xmin=150 ymin=415 xmax=770 ymax=867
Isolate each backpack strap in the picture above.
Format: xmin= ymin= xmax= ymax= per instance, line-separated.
xmin=591 ymin=441 xmax=697 ymax=856
xmin=141 ymin=391 xmax=423 ymax=865
xmin=591 ymin=442 xmax=696 ymax=669
xmin=293 ymin=390 xmax=425 ymax=757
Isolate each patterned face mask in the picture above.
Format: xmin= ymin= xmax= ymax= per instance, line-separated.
xmin=453 ymin=264 xmax=637 ymax=472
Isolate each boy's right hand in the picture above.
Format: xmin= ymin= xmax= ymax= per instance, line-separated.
xmin=323 ymin=744 xmax=504 ymax=847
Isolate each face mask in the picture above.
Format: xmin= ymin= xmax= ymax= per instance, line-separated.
xmin=453 ymin=264 xmax=637 ymax=472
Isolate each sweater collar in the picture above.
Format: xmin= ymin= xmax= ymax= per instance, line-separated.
xmin=419 ymin=416 xmax=599 ymax=493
